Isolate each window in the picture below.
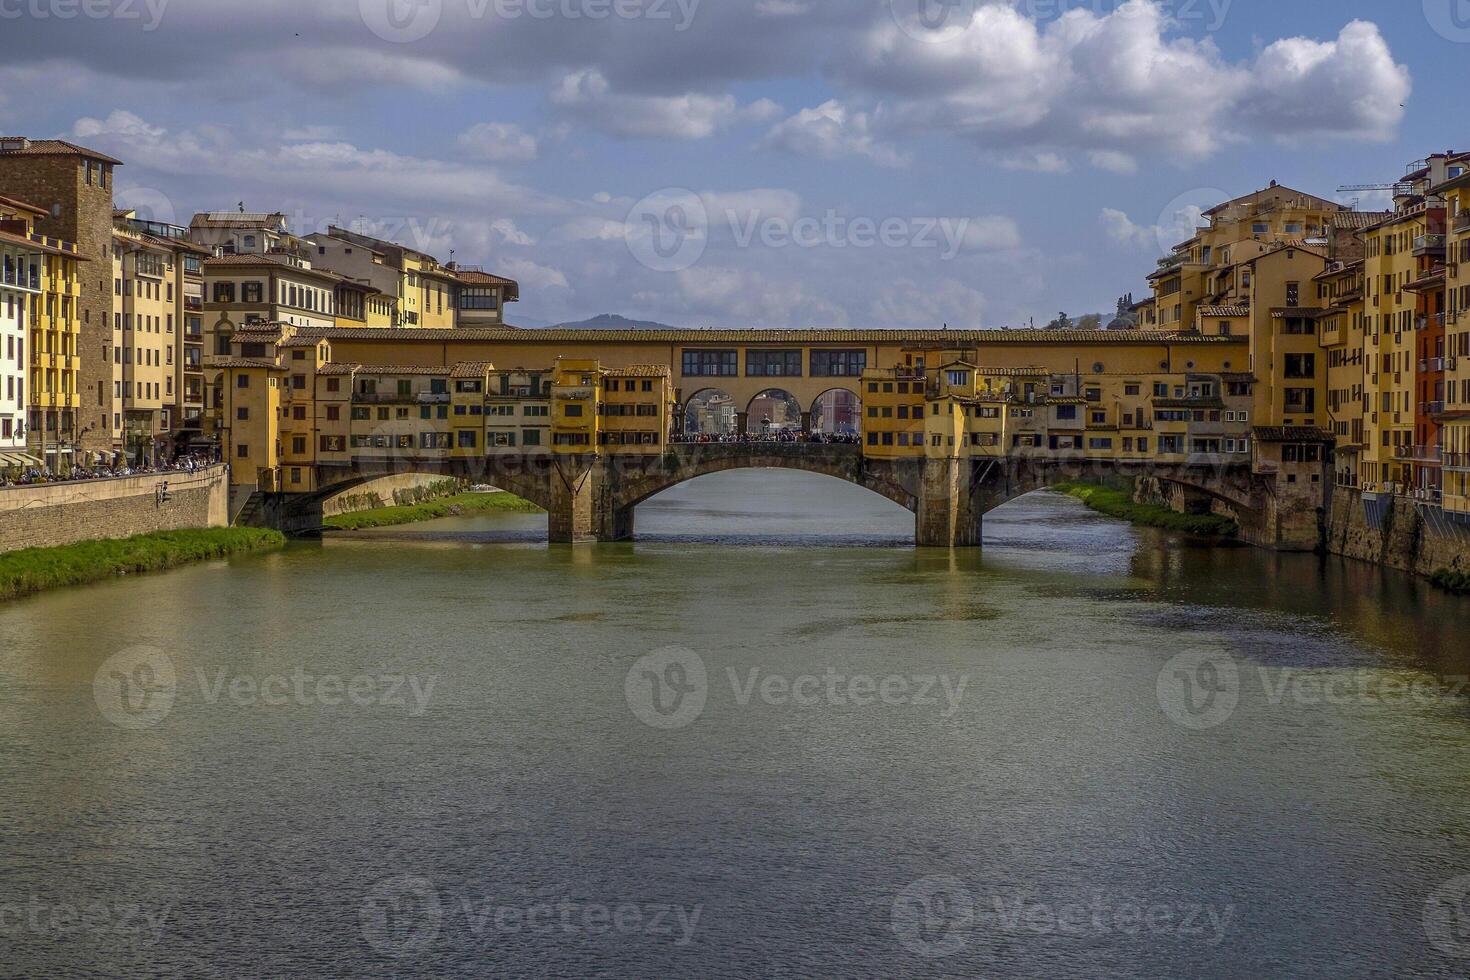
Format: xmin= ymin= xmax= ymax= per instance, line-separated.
xmin=522 ymin=429 xmax=542 ymax=447
xmin=746 ymin=350 xmax=803 ymax=377
xmin=457 ymin=431 xmax=478 ymax=449
xmin=237 ymin=444 xmax=249 ymax=458
xmin=236 ymin=375 xmax=250 ymax=388
xmin=242 ymin=281 xmax=263 ymax=304
xmin=565 ymin=404 xmax=583 ymax=417
xmin=1283 ymin=354 xmax=1315 ymax=379
xmin=1055 ymin=405 xmax=1077 ymax=420
xmin=682 ymin=350 xmax=738 ymax=377
xmin=811 ymin=350 xmax=867 ymax=377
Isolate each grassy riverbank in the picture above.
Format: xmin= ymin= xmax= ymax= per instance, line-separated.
xmin=323 ymin=491 xmax=542 ymax=530
xmin=1430 ymin=568 xmax=1470 ymax=595
xmin=1051 ymin=482 xmax=1239 ymax=537
xmin=0 ymin=528 xmax=286 ymax=602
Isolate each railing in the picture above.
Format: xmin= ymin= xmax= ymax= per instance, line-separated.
xmin=417 ymin=393 xmax=451 ymax=404
xmin=1394 ymin=444 xmax=1442 ymax=462
xmin=0 ymin=268 xmax=41 ymax=290
xmin=352 ymin=392 xmax=421 ymax=405
xmin=1425 ymin=400 xmax=1446 ymax=416
xmin=1414 ymin=235 xmax=1447 ymax=256
xmin=1456 ymin=211 xmax=1470 ymax=234
xmin=1445 ymin=452 xmax=1470 ymax=471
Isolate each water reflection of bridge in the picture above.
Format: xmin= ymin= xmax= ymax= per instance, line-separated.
xmin=267 ymin=443 xmax=1309 ymax=550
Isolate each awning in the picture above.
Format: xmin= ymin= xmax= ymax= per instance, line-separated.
xmin=0 ymin=452 xmax=42 ymax=467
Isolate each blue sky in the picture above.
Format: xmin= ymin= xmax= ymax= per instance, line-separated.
xmin=0 ymin=0 xmax=1459 ymax=327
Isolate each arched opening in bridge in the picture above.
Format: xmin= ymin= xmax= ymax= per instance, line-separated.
xmin=634 ymin=468 xmax=913 ymax=543
xmin=745 ymin=390 xmax=803 ymax=436
xmin=809 ymin=389 xmax=861 ymax=437
xmin=683 ymin=388 xmax=740 ymax=438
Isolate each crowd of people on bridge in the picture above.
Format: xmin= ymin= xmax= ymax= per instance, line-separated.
xmin=670 ymin=430 xmax=861 ymax=446
xmin=0 ymin=451 xmax=220 ymax=489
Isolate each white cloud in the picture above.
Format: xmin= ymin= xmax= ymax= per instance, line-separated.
xmin=1236 ymin=20 xmax=1411 ymax=142
xmin=551 ymin=68 xmax=771 ymax=140
xmin=839 ymin=1 xmax=1409 ymax=170
xmin=1099 ymin=208 xmax=1157 ymax=250
xmin=870 ymin=278 xmax=987 ymax=329
xmin=458 ymin=122 xmax=540 ymax=163
xmin=495 ymin=257 xmax=570 ymax=291
xmin=763 ymin=100 xmax=909 ymax=168
xmin=1088 ymin=151 xmax=1138 ymax=175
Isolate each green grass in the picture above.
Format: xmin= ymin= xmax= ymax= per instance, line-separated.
xmin=0 ymin=528 xmax=286 ymax=602
xmin=1051 ymin=482 xmax=1239 ymax=537
xmin=1430 ymin=569 xmax=1470 ymax=595
xmin=323 ymin=491 xmax=542 ymax=530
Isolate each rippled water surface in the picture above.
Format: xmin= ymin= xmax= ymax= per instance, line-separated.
xmin=3 ymin=470 xmax=1470 ymax=978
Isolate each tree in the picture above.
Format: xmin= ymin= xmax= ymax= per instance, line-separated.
xmin=1045 ymin=312 xmax=1074 ymax=331
xmin=1077 ymin=313 xmax=1103 ymax=330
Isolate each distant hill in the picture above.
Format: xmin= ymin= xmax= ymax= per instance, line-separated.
xmin=548 ymin=313 xmax=683 ymax=331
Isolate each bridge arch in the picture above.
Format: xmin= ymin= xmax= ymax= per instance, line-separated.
xmin=609 ymin=445 xmax=919 ymax=515
xmin=682 ymin=387 xmax=740 ymax=437
xmin=809 ymin=387 xmax=862 ymax=436
xmin=744 ymin=389 xmax=803 ymax=434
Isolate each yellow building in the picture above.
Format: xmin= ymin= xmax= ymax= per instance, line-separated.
xmin=0 ymin=194 xmax=83 ymax=470
xmin=1146 ymin=182 xmax=1345 ymax=332
xmin=110 ymin=216 xmax=213 ymax=462
xmin=1315 ymin=259 xmax=1367 ymax=487
xmin=1434 ymin=167 xmax=1470 ymax=515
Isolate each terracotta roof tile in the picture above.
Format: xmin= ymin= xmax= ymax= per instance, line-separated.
xmin=204 ymin=355 xmax=283 ymax=370
xmin=1254 ymin=426 xmax=1334 ymax=442
xmin=450 ymin=361 xmax=495 ymax=378
xmin=283 ymin=326 xmax=1245 ymax=345
xmin=0 ymin=138 xmax=123 ymax=165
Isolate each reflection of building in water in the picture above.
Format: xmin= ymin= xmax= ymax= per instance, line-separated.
xmin=748 ymin=390 xmax=801 ymax=430
xmin=812 ymin=389 xmax=859 ymax=434
xmin=686 ymin=390 xmax=737 ymax=434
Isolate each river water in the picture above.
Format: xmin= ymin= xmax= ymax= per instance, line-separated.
xmin=3 ymin=470 xmax=1470 ymax=978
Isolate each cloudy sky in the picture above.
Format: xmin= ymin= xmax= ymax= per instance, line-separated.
xmin=0 ymin=0 xmax=1452 ymax=327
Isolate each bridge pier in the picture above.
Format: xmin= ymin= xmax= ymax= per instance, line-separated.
xmin=915 ymin=457 xmax=982 ymax=548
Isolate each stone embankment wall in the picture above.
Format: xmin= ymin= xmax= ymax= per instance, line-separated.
xmin=0 ymin=465 xmax=230 ymax=554
xmin=1324 ymin=487 xmax=1470 ymax=579
xmin=319 ymin=474 xmax=458 ymax=519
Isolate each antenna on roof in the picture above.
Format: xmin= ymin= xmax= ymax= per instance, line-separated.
xmin=237 ymin=201 xmax=245 ymax=213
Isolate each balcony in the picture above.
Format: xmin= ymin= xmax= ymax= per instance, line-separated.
xmin=1425 ymin=400 xmax=1446 ymax=416
xmin=416 ymin=393 xmax=451 ymax=405
xmin=0 ymin=267 xmax=41 ymax=291
xmin=1394 ymin=444 xmax=1442 ymax=463
xmin=184 ymin=296 xmax=203 ymax=312
xmin=1457 ymin=211 xmax=1470 ymax=234
xmin=1414 ymin=234 xmax=1447 ymax=257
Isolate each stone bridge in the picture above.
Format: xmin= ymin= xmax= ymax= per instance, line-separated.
xmin=264 ymin=444 xmax=1325 ymax=550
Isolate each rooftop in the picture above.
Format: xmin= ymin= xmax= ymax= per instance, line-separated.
xmin=0 ymin=137 xmax=124 ymax=166
xmin=291 ymin=326 xmax=1247 ymax=345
